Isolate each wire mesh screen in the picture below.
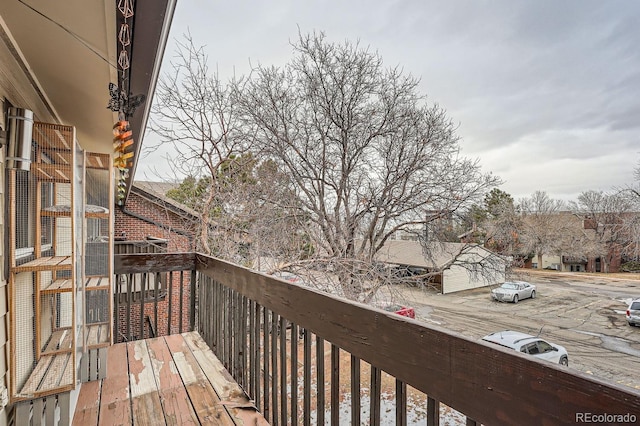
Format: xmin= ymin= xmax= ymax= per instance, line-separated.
xmin=85 ymin=218 xmax=109 ymax=275
xmin=13 ymin=167 xmax=37 ymax=392
xmin=74 ymin=142 xmax=84 ymax=363
xmin=13 ymin=270 xmax=35 ymax=393
xmin=10 ymin=122 xmax=76 ymax=398
xmin=83 ymin=152 xmax=112 ymax=350
xmin=14 ymin=169 xmax=35 ymax=262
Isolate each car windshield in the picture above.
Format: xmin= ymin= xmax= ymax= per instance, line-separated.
xmin=501 ymin=283 xmax=518 ymax=290
xmin=631 ymin=302 xmax=640 ymax=310
xmin=538 ymin=341 xmax=554 ymax=353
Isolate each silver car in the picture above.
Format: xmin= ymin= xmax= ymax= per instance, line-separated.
xmin=491 ymin=281 xmax=536 ymax=303
xmin=482 ymin=330 xmax=569 ymax=366
xmin=627 ymin=299 xmax=640 ymax=326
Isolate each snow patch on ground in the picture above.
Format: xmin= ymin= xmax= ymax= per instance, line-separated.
xmin=309 ymin=392 xmax=466 ymax=425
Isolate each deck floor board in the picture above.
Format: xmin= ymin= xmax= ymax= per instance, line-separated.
xmin=73 ymin=332 xmax=266 ymax=425
xmin=128 ymin=340 xmax=165 ymax=426
xmin=98 ymin=343 xmax=131 ymax=425
xmin=164 ymin=334 xmax=235 ymax=426
xmin=146 ymin=337 xmax=199 ymax=425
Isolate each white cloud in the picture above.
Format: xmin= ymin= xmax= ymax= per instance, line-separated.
xmin=141 ymin=0 xmax=640 ymax=203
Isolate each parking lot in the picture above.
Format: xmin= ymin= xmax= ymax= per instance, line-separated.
xmin=397 ymin=269 xmax=640 ymax=391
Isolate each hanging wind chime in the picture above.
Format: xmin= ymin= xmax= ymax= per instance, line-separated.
xmin=108 ymin=0 xmax=146 ymax=205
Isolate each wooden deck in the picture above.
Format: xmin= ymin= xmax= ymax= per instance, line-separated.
xmin=73 ymin=332 xmax=268 ymax=425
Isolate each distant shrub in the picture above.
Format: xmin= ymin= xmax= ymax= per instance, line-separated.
xmin=621 ymin=261 xmax=640 ymax=272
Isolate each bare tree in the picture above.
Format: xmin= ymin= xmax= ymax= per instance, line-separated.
xmin=635 ymin=159 xmax=640 ymax=189
xmin=239 ymin=32 xmax=500 ymax=300
xmin=570 ymin=190 xmax=636 ymax=272
xmin=483 ymin=199 xmax=522 ymax=260
xmin=148 ymin=33 xmax=251 ymax=254
xmin=517 ymin=191 xmax=568 ymax=268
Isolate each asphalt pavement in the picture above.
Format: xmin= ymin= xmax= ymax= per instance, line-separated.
xmin=395 ymin=269 xmax=640 ymax=391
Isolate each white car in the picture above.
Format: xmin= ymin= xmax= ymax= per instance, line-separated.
xmin=482 ymin=330 xmax=569 ymax=366
xmin=627 ymin=299 xmax=640 ymax=326
xmin=491 ymin=281 xmax=536 ymax=303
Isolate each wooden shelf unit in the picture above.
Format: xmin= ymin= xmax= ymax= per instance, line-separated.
xmin=84 ymin=276 xmax=110 ymax=291
xmin=41 ymin=279 xmax=73 ymax=294
xmin=12 ymin=256 xmax=72 ymax=272
xmin=85 ymin=324 xmax=110 ymax=349
xmin=41 ymin=328 xmax=74 ymax=355
xmin=8 ymin=122 xmax=78 ymax=401
xmin=81 ymin=152 xmax=113 ymax=357
xmin=31 ymin=163 xmax=72 ymax=182
xmin=17 ymin=353 xmax=74 ymax=401
xmin=85 ymin=212 xmax=109 ymax=219
xmin=9 ymin=127 xmax=115 ymax=398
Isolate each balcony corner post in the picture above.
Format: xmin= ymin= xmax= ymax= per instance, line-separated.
xmin=190 ymin=269 xmax=197 ymax=331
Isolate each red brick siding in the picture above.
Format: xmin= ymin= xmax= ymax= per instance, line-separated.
xmin=114 ymin=191 xmax=195 ymax=252
xmin=114 ymin=272 xmax=192 ymax=341
xmin=114 ymin=190 xmax=196 ymax=342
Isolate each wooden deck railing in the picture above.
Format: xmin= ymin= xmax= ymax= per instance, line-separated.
xmin=115 ymin=252 xmax=640 ymax=425
xmin=113 ymin=253 xmax=196 ymax=343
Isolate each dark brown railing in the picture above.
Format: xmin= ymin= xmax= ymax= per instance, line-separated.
xmin=115 ymin=252 xmax=640 ymax=425
xmin=113 ymin=252 xmax=196 ymax=342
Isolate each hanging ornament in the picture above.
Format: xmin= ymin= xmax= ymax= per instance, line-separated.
xmin=113 ymin=120 xmax=135 ymax=205
xmin=118 ymin=23 xmax=131 ymax=47
xmin=118 ymin=50 xmax=130 ymax=71
xmin=118 ymin=0 xmax=134 ymax=19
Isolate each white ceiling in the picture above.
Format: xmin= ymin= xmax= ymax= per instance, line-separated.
xmin=0 ymin=0 xmax=119 ymax=153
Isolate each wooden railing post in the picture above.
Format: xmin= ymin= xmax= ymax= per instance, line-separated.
xmin=189 ymin=269 xmax=196 ymax=331
xmin=370 ymin=366 xmax=381 ymax=426
xmin=139 ymin=272 xmax=146 ymax=339
xmin=303 ymin=330 xmax=312 ymax=426
xmin=167 ymin=271 xmax=173 ymax=335
xmin=396 ymin=379 xmax=407 ymax=426
xmin=351 ymin=355 xmax=361 ymax=425
xmin=316 ymin=335 xmax=325 ymax=426
xmin=427 ymin=397 xmax=439 ymax=426
xmin=331 ymin=344 xmax=340 ymax=426
xmin=290 ymin=322 xmax=298 ymax=423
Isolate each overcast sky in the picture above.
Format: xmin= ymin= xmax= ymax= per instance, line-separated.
xmin=138 ymin=0 xmax=640 ymax=202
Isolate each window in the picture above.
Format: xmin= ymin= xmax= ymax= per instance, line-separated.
xmin=537 ymin=341 xmax=554 ymax=353
xmin=14 ymin=168 xmax=34 ymax=260
xmin=14 ymin=147 xmax=54 ymax=263
xmin=523 ymin=342 xmax=540 ymax=355
xmin=41 ymin=181 xmax=54 ymax=248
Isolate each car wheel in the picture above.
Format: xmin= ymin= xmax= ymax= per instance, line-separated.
xmin=559 ymin=356 xmax=568 ymax=366
xmin=530 ymin=290 xmax=536 ymax=299
xmin=513 ymin=294 xmax=519 ymax=303
xmin=629 ymin=322 xmax=635 ymax=327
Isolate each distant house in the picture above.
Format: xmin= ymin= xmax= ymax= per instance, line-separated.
xmin=375 ymin=240 xmax=506 ymax=294
xmin=521 ymin=212 xmax=634 ymax=273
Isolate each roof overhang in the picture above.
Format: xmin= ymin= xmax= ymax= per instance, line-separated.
xmin=0 ymin=0 xmax=176 ymax=199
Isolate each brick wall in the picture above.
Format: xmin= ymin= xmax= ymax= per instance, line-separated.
xmin=114 ymin=189 xmax=196 ymax=342
xmin=114 ymin=190 xmax=195 ymax=251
